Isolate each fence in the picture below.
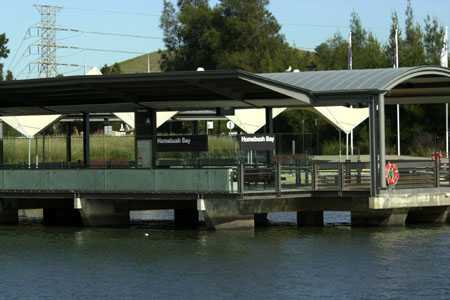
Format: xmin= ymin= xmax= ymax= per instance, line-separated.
xmin=235 ymin=159 xmax=446 ymax=194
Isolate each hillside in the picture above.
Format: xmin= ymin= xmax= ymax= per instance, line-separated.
xmin=117 ymin=51 xmax=162 ymax=74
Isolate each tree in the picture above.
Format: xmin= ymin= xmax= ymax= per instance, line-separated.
xmin=159 ymin=0 xmax=302 ymax=72
xmin=315 ymin=12 xmax=388 ymax=70
xmin=314 ymin=33 xmax=348 ymax=70
xmin=101 ymin=63 xmax=122 ymax=75
xmin=5 ymin=70 xmax=13 ymax=81
xmin=177 ymin=0 xmax=208 ymax=10
xmin=160 ymin=0 xmax=180 ymax=71
xmin=0 ymin=33 xmax=9 ymax=59
xmin=401 ymin=0 xmax=425 ymax=66
xmin=423 ymin=15 xmax=445 ymax=65
xmin=0 ymin=33 xmax=10 ymax=81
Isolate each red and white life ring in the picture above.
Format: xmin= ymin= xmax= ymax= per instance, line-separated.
xmin=385 ymin=162 xmax=400 ymax=186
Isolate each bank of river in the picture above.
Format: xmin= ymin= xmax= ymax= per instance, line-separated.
xmin=0 ymin=212 xmax=449 ymax=299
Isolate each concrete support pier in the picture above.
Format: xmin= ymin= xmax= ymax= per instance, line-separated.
xmin=174 ymin=208 xmax=199 ymax=228
xmin=43 ymin=208 xmax=82 ymax=226
xmin=80 ymin=199 xmax=130 ymax=227
xmin=297 ymin=211 xmax=324 ymax=227
xmin=406 ymin=207 xmax=448 ymax=225
xmin=0 ymin=208 xmax=18 ymax=225
xmin=352 ymin=209 xmax=408 ymax=226
xmin=254 ymin=213 xmax=270 ymax=227
xmin=203 ymin=198 xmax=254 ymax=230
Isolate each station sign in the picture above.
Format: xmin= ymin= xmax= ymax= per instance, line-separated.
xmin=240 ymin=135 xmax=276 ymax=151
xmin=156 ymin=135 xmax=208 ymax=152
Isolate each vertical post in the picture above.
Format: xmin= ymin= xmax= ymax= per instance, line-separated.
xmin=350 ymin=106 xmax=354 ymax=156
xmin=312 ymin=162 xmax=318 ymax=191
xmin=378 ymin=94 xmax=387 ymax=189
xmin=295 ymin=160 xmax=301 ymax=187
xmin=28 ymin=138 xmax=32 ymax=168
xmin=0 ymin=121 xmax=4 ymax=166
xmin=239 ymin=162 xmax=245 ymax=194
xmin=83 ymin=113 xmax=90 ymax=167
xmin=150 ymin=110 xmax=157 ymax=169
xmin=397 ymin=104 xmax=401 ymax=157
xmin=66 ymin=122 xmax=72 ymax=163
xmin=338 ymin=162 xmax=344 ymax=192
xmin=265 ymin=107 xmax=273 ymax=165
xmin=435 ymin=157 xmax=441 ymax=188
xmin=35 ymin=138 xmax=38 ymax=168
xmin=192 ymin=121 xmax=199 ymax=167
xmin=42 ymin=134 xmax=46 ymax=162
xmin=346 ymin=133 xmax=349 ymax=159
xmin=446 ymin=103 xmax=449 ymax=158
xmin=369 ymin=99 xmax=378 ymax=195
xmin=276 ymin=160 xmax=281 ymax=193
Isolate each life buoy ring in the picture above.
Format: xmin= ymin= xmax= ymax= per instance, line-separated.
xmin=385 ymin=162 xmax=400 ymax=186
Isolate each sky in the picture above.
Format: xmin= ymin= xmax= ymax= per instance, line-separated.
xmin=1 ymin=0 xmax=450 ymax=78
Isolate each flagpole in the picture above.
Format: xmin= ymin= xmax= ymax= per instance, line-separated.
xmin=394 ymin=28 xmax=401 ymax=157
xmin=348 ymin=31 xmax=354 ymax=157
xmin=442 ymin=26 xmax=449 ymax=157
xmin=346 ymin=133 xmax=349 ymax=160
xmin=446 ymin=104 xmax=449 ymax=157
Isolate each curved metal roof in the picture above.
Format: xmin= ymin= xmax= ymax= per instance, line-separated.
xmin=260 ymin=66 xmax=450 ymax=94
xmin=1 ymin=66 xmax=450 ymax=115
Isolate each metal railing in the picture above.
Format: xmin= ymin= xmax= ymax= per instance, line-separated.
xmin=235 ymin=159 xmax=448 ymax=194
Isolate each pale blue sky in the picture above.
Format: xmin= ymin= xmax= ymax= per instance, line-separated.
xmin=1 ymin=0 xmax=450 ymax=78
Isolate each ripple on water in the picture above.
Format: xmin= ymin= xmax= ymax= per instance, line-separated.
xmin=0 ymin=213 xmax=449 ymax=299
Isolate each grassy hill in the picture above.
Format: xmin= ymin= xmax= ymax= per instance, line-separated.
xmin=117 ymin=51 xmax=162 ymax=74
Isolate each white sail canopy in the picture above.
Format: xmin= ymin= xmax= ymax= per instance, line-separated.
xmin=226 ymin=108 xmax=285 ymax=134
xmin=113 ymin=112 xmax=178 ymax=129
xmin=1 ymin=115 xmax=61 ymax=138
xmin=313 ymin=107 xmax=369 ymax=134
xmin=226 ymin=107 xmax=369 ymax=134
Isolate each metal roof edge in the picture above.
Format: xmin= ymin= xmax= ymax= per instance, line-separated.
xmin=383 ymin=66 xmax=450 ymax=90
xmin=236 ymin=71 xmax=314 ymax=96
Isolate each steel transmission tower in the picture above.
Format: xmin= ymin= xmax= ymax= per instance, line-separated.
xmin=34 ymin=4 xmax=62 ymax=78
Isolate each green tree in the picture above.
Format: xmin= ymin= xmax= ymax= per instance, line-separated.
xmin=160 ymin=0 xmax=180 ymax=71
xmin=5 ymin=70 xmax=13 ymax=81
xmin=101 ymin=63 xmax=122 ymax=75
xmin=401 ymin=0 xmax=425 ymax=66
xmin=315 ymin=13 xmax=388 ymax=70
xmin=314 ymin=33 xmax=348 ymax=70
xmin=160 ymin=0 xmax=302 ymax=72
xmin=423 ymin=15 xmax=445 ymax=65
xmin=177 ymin=0 xmax=208 ymax=9
xmin=0 ymin=33 xmax=10 ymax=81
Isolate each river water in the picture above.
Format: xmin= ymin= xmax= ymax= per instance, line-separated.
xmin=0 ymin=212 xmax=449 ymax=299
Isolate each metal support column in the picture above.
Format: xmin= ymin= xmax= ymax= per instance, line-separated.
xmin=0 ymin=121 xmax=4 ymax=165
xmin=368 ymin=99 xmax=378 ymax=195
xmin=83 ymin=113 xmax=90 ymax=167
xmin=150 ymin=110 xmax=157 ymax=168
xmin=66 ymin=122 xmax=72 ymax=163
xmin=192 ymin=121 xmax=199 ymax=135
xmin=378 ymin=94 xmax=387 ymax=189
xmin=265 ymin=107 xmax=273 ymax=134
xmin=265 ymin=107 xmax=274 ymax=165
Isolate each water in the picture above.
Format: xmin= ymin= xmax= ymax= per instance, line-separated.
xmin=1 ymin=213 xmax=450 ymax=299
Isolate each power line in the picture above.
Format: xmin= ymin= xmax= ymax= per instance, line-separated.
xmin=63 ymin=6 xmax=159 ymax=18
xmin=4 ymin=27 xmax=38 ymax=72
xmin=35 ymin=25 xmax=163 ymax=40
xmin=33 ymin=44 xmax=146 ymax=55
